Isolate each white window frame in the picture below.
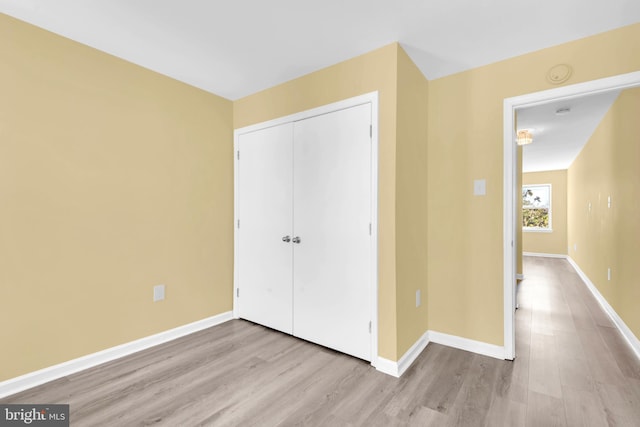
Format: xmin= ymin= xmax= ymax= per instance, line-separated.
xmin=522 ymin=183 xmax=552 ymax=232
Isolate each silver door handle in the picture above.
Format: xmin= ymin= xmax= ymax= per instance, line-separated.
xmin=292 ymin=236 xmax=301 ymax=244
xmin=282 ymin=235 xmax=291 ymax=243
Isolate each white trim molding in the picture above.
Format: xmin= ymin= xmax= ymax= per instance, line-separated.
xmin=376 ymin=329 xmax=507 ymax=377
xmin=566 ymin=257 xmax=640 ymax=361
xmin=374 ymin=358 xmax=399 ymax=377
xmin=428 ymin=331 xmax=506 ymax=360
xmin=0 ymin=312 xmax=233 ymax=399
xmin=522 ymin=252 xmax=567 ymax=259
xmin=376 ymin=332 xmax=430 ymax=377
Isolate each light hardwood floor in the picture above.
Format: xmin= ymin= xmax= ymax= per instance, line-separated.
xmin=3 ymin=256 xmax=640 ymax=426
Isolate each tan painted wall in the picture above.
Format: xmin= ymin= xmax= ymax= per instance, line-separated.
xmin=522 ymin=170 xmax=568 ymax=255
xmin=395 ymin=48 xmax=429 ymax=355
xmin=427 ymin=23 xmax=640 ymax=346
xmin=568 ymin=87 xmax=640 ymax=338
xmin=0 ymin=14 xmax=234 ymax=381
xmin=3 ymin=13 xmax=639 ymax=381
xmin=234 ymin=43 xmax=400 ymax=360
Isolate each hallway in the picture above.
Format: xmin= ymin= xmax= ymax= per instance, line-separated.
xmin=516 ymin=256 xmax=640 ymax=426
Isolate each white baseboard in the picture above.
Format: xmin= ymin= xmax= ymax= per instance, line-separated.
xmin=523 ymin=252 xmax=568 ymax=259
xmin=566 ymin=257 xmax=640 ymax=361
xmin=428 ymin=331 xmax=505 ymax=360
xmin=376 ymin=329 xmax=506 ymax=377
xmin=376 ymin=332 xmax=429 ymax=377
xmin=0 ymin=311 xmax=233 ymax=399
xmin=375 ymin=357 xmax=399 ymax=377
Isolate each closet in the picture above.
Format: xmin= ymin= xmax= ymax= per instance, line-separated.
xmin=234 ymin=98 xmax=375 ymax=362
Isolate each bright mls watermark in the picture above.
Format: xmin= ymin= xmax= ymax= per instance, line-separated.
xmin=0 ymin=405 xmax=68 ymax=426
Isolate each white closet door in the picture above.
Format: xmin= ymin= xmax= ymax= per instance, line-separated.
xmin=237 ymin=123 xmax=293 ymax=334
xmin=292 ymin=103 xmax=372 ymax=361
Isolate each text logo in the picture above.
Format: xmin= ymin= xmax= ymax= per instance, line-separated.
xmin=0 ymin=405 xmax=69 ymax=426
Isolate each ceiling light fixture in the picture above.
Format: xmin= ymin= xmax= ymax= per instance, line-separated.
xmin=516 ymin=129 xmax=533 ymax=146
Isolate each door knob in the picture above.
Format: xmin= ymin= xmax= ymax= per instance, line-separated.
xmin=292 ymin=236 xmax=301 ymax=244
xmin=282 ymin=235 xmax=291 ymax=242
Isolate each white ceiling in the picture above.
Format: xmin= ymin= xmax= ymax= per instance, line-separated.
xmin=1 ymin=0 xmax=639 ymax=100
xmin=518 ymin=90 xmax=621 ymax=173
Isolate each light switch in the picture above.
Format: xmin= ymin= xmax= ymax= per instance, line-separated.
xmin=474 ymin=179 xmax=486 ymax=196
xmin=154 ymin=284 xmax=165 ymax=302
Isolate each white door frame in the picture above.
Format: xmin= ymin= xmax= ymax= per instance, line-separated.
xmin=502 ymin=71 xmax=640 ymax=360
xmin=233 ymin=91 xmax=380 ymax=366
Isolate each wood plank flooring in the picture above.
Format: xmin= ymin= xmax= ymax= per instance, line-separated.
xmin=3 ymin=256 xmax=640 ymax=426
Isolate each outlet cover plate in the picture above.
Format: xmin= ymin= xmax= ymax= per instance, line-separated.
xmin=474 ymin=179 xmax=486 ymax=196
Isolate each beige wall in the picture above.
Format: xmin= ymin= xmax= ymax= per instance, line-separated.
xmin=3 ymin=12 xmax=640 ymax=381
xmin=522 ymin=170 xmax=568 ymax=255
xmin=0 ymin=14 xmax=234 ymax=381
xmin=568 ymin=87 xmax=640 ymax=339
xmin=395 ymin=48 xmax=429 ymax=355
xmin=427 ymin=23 xmax=640 ymax=346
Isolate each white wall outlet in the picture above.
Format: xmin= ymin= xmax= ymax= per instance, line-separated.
xmin=473 ymin=179 xmax=486 ymax=196
xmin=416 ymin=289 xmax=421 ymax=307
xmin=607 ymin=268 xmax=611 ymax=281
xmin=574 ymin=243 xmax=577 ymax=252
xmin=608 ymin=196 xmax=611 ymax=209
xmin=154 ymin=284 xmax=165 ymax=302
xmin=588 ymin=201 xmax=591 ymax=213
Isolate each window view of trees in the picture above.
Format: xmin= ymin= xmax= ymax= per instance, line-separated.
xmin=522 ymin=185 xmax=551 ymax=230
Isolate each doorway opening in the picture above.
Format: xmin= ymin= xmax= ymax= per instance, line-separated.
xmin=502 ymin=71 xmax=640 ymax=359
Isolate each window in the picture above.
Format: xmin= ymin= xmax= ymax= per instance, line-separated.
xmin=522 ymin=184 xmax=551 ymax=231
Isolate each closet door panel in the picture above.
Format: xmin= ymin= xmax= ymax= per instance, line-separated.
xmin=292 ymin=104 xmax=372 ymax=361
xmin=237 ymin=123 xmax=293 ymax=334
